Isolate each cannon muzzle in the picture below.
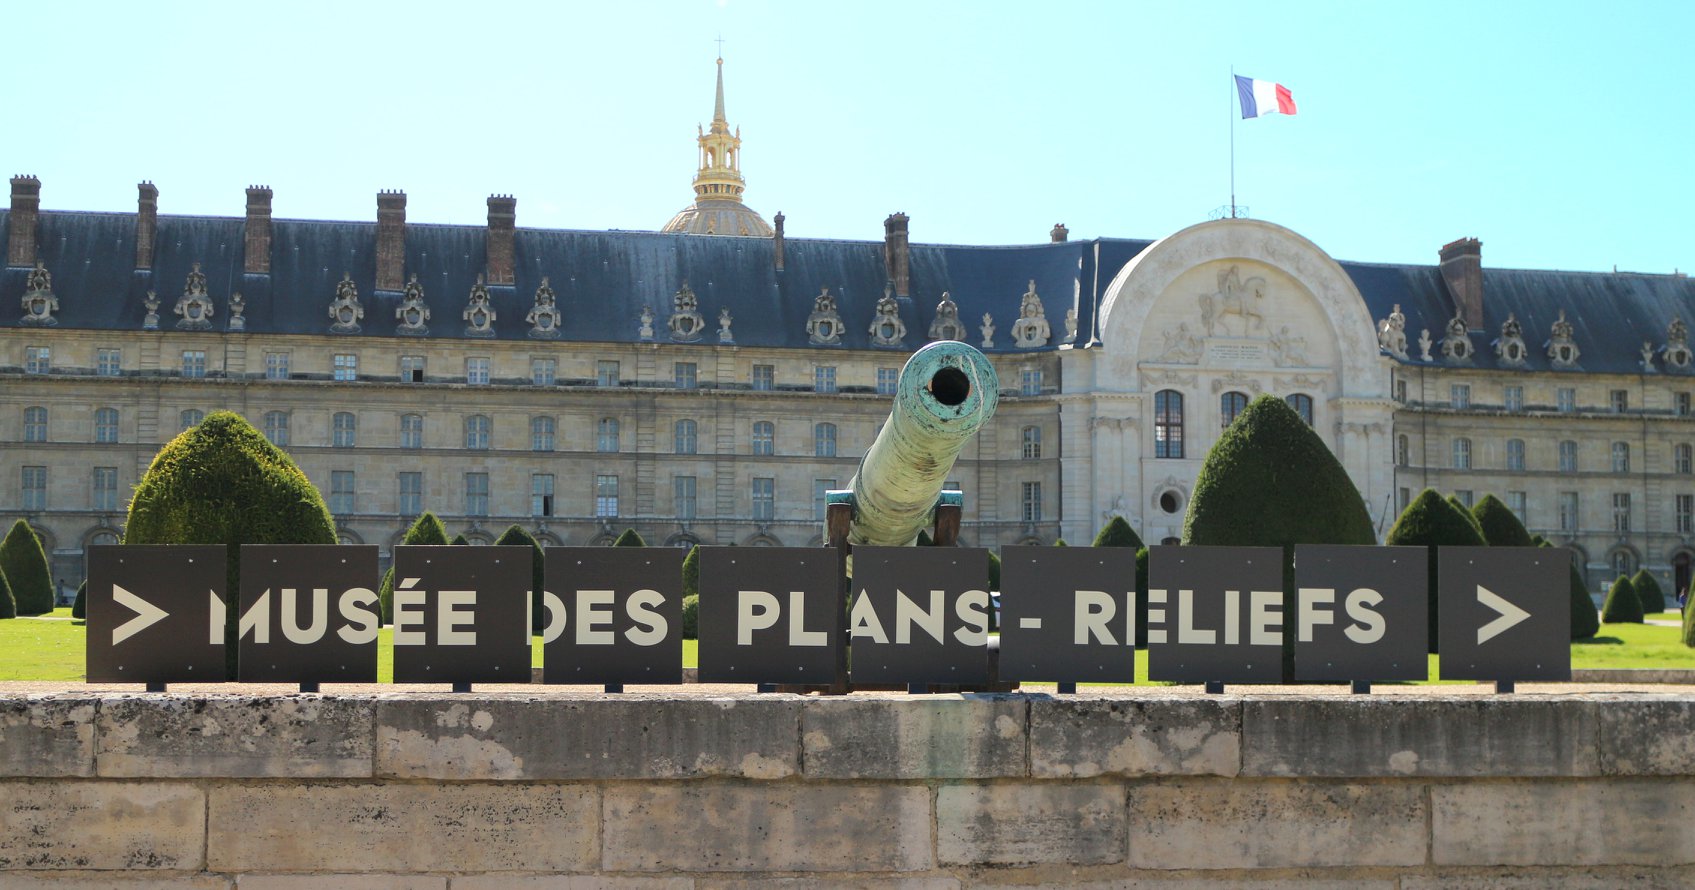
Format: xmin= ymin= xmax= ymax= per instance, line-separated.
xmin=837 ymin=340 xmax=999 ymax=550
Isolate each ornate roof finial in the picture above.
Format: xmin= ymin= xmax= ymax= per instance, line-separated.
xmin=660 ymin=53 xmax=773 ymax=237
xmin=712 ymin=52 xmax=728 ymax=132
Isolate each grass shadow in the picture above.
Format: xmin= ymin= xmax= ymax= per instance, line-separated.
xmin=1574 ymin=636 xmax=1625 ymax=646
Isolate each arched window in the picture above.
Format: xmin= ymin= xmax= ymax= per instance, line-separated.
xmin=1284 ymin=393 xmax=1313 ymax=426
xmin=1452 ymin=437 xmax=1471 ymax=470
xmin=596 ymin=418 xmax=620 ymax=452
xmin=1154 ymin=390 xmax=1184 ymax=459
xmin=752 ymin=421 xmax=774 ymax=456
xmin=1022 ymin=426 xmax=1042 ymax=460
xmin=1395 ymin=434 xmax=1409 ymax=467
xmin=400 ymin=414 xmax=424 ymax=450
xmin=465 ymin=415 xmax=492 ymax=450
xmin=675 ymin=419 xmax=698 ymax=455
xmin=332 ymin=412 xmax=357 ymax=448
xmin=1220 ymin=391 xmax=1249 ymax=428
xmin=814 ymin=422 xmax=837 ymax=457
xmin=180 ymin=409 xmax=204 ymax=431
xmin=263 ymin=411 xmax=289 ymax=446
xmin=1611 ymin=548 xmax=1637 ymax=580
xmin=531 ymin=416 xmax=555 ymax=452
xmin=94 ymin=407 xmax=119 ymax=443
xmin=23 ymin=406 xmax=47 ymax=443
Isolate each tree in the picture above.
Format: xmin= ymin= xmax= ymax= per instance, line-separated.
xmin=1093 ymin=516 xmax=1148 ymax=644
xmin=987 ymin=549 xmax=1001 ymax=593
xmin=1092 ymin=515 xmax=1145 ymax=550
xmin=0 ymin=520 xmax=54 ymax=615
xmin=681 ymin=546 xmax=700 ymax=599
xmin=378 ymin=512 xmax=450 ymax=623
xmin=1602 ymin=574 xmax=1644 ymax=624
xmin=1471 ymin=494 xmax=1533 ymax=548
xmin=1448 ymin=495 xmax=1486 ymax=538
xmin=0 ymin=566 xmax=14 ymax=619
xmin=681 ymin=595 xmax=700 ymax=640
xmin=123 ymin=411 xmax=337 ymax=677
xmin=1386 ymin=488 xmax=1486 ymax=652
xmin=1053 ymin=538 xmax=1068 ymax=547
xmin=71 ymin=580 xmax=86 ymax=620
xmin=494 ymin=524 xmax=546 ymax=633
xmin=1182 ymin=395 xmax=1375 ymax=674
xmin=450 ymin=533 xmax=470 ymax=546
xmin=1568 ymin=561 xmax=1599 ymax=640
xmin=613 ymin=528 xmax=646 ymax=547
xmin=915 ymin=529 xmax=934 ymax=547
xmin=1631 ymin=569 xmax=1667 ymax=615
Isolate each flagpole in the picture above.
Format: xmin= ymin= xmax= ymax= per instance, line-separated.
xmin=1229 ymin=66 xmax=1237 ymax=218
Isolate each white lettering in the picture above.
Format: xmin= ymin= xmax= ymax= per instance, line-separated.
xmin=737 ymin=591 xmax=781 ymax=645
xmin=626 ymin=589 xmax=667 ymax=646
xmin=1177 ymin=589 xmax=1215 ymax=644
xmin=337 ymin=588 xmax=379 ymax=645
xmin=895 ymin=589 xmax=946 ymax=644
xmin=208 ymin=590 xmax=225 ymax=646
xmin=1074 ymin=590 xmax=1117 ymax=645
xmin=1249 ymin=590 xmax=1282 ymax=647
xmin=955 ymin=589 xmax=989 ymax=646
xmin=1344 ymin=588 xmax=1387 ymax=644
xmin=541 ymin=591 xmax=566 ymax=644
xmin=392 ymin=579 xmax=426 ymax=646
xmin=576 ymin=590 xmax=615 ymax=645
xmin=789 ymin=591 xmax=827 ymax=647
xmin=848 ymin=590 xmax=888 ymax=644
xmin=1298 ymin=587 xmax=1336 ymax=642
xmin=238 ymin=589 xmax=270 ymax=644
xmin=281 ymin=587 xmax=328 ymax=645
xmin=438 ymin=590 xmax=477 ymax=646
xmin=1224 ymin=589 xmax=1241 ymax=645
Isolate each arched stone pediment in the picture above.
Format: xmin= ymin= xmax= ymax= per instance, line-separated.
xmin=1098 ymin=219 xmax=1387 ymax=398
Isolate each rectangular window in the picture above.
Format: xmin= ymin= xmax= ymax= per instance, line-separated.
xmin=95 ymin=408 xmax=119 ymax=444
xmin=1559 ymin=440 xmax=1577 ymax=473
xmin=1612 ymin=442 xmax=1630 ymax=473
xmin=814 ymin=479 xmax=836 ymax=522
xmin=531 ymin=416 xmax=555 ymax=452
xmin=182 ymin=350 xmax=207 ymax=378
xmin=333 ymin=412 xmax=357 ymax=448
xmin=675 ymin=476 xmax=697 ymax=520
xmin=1393 ymin=379 xmax=1407 ymax=403
xmin=1450 ymin=384 xmax=1471 ymax=409
xmin=1455 ymin=489 xmax=1474 ymax=508
xmin=97 ymin=348 xmax=121 ymax=377
xmin=1680 ymin=393 xmax=1692 ymax=417
xmin=674 ymin=362 xmax=697 ymax=390
xmin=752 ymin=477 xmax=775 ymax=521
xmin=532 ymin=473 xmax=555 ymax=517
xmin=466 ymin=357 xmax=490 ymax=386
xmin=1452 ymin=438 xmax=1472 ymax=470
xmin=876 ymin=367 xmax=899 ymax=396
xmin=1559 ymin=492 xmax=1579 ymax=532
xmin=465 ymin=472 xmax=490 ymax=517
xmin=400 ymin=355 xmax=425 ymax=383
xmin=595 ymin=475 xmax=620 ymax=518
xmin=1503 ymin=385 xmax=1523 ymax=412
xmin=22 ymin=466 xmax=47 ymax=511
xmin=1154 ymin=390 xmax=1184 ymax=459
xmin=333 ymin=353 xmax=358 ymax=382
xmin=400 ymin=414 xmax=424 ymax=450
xmin=398 ymin=472 xmax=423 ymax=517
xmin=1398 ymin=487 xmax=1411 ymax=515
xmin=597 ymin=360 xmax=620 ymax=387
xmin=814 ymin=366 xmax=837 ymax=394
xmin=1506 ymin=438 xmax=1525 ymax=472
xmin=1022 ymin=426 xmax=1042 ymax=460
xmin=1022 ymin=481 xmax=1042 ymax=522
xmin=1507 ymin=490 xmax=1527 ymax=522
xmin=1558 ymin=388 xmax=1576 ymax=413
xmin=1680 ymin=495 xmax=1695 ymax=535
xmin=330 ymin=471 xmax=356 ymax=515
xmin=531 ymin=358 xmax=556 ymax=386
xmin=1679 ymin=444 xmax=1693 ymax=475
xmin=1613 ymin=492 xmax=1632 ymax=533
xmin=265 ymin=352 xmax=290 ymax=380
xmin=1611 ymin=389 xmax=1629 ymax=413
xmin=752 ymin=364 xmax=774 ymax=391
xmin=24 ymin=346 xmax=49 ymax=374
xmin=1022 ymin=369 xmax=1043 ymax=397
xmin=92 ymin=467 xmax=118 ymax=512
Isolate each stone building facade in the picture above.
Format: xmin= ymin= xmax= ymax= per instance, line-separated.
xmin=3 ymin=61 xmax=1693 ymax=595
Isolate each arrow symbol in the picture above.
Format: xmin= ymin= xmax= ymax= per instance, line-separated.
xmin=1477 ymin=584 xmax=1530 ymax=645
xmin=112 ymin=585 xmax=169 ymax=646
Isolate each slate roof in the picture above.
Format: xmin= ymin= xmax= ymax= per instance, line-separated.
xmin=3 ymin=207 xmax=1691 ymax=373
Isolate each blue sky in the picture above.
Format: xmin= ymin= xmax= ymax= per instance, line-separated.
xmin=10 ymin=1 xmax=1691 ymax=273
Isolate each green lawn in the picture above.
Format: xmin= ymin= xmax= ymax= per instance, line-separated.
xmin=2 ymin=609 xmax=1684 ymax=684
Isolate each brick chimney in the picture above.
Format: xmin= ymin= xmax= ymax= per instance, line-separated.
xmin=772 ymin=211 xmax=786 ymax=272
xmin=1050 ymin=223 xmax=1069 ymax=243
xmin=1439 ymin=237 xmax=1484 ymax=331
xmin=883 ymin=212 xmax=910 ymax=298
xmin=485 ymin=194 xmax=516 ymax=285
xmin=7 ymin=175 xmax=41 ymax=268
xmin=244 ymin=185 xmax=273 ymax=274
xmin=376 ymin=190 xmax=407 ymax=292
xmin=135 ymin=182 xmax=158 ymax=270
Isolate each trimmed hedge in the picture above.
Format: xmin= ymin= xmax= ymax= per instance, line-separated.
xmin=124 ymin=411 xmax=336 ymax=676
xmin=682 ymin=546 xmax=700 ymax=599
xmin=613 ymin=528 xmax=646 ymax=547
xmin=1093 ymin=515 xmax=1145 ymax=550
xmin=1386 ymin=488 xmax=1486 ymax=653
xmin=0 ymin=520 xmax=54 ymax=615
xmin=1182 ymin=395 xmax=1374 ymax=677
xmin=1601 ymin=574 xmax=1644 ymax=624
xmin=0 ymin=565 xmax=14 ymax=619
xmin=378 ymin=512 xmax=449 ymax=623
xmin=1631 ymin=569 xmax=1667 ymax=615
xmin=1569 ymin=559 xmax=1599 ymax=640
xmin=71 ymin=580 xmax=86 ymax=620
xmin=1471 ymin=494 xmax=1533 ymax=548
xmin=1448 ymin=495 xmax=1486 ymax=538
xmin=1093 ymin=516 xmax=1149 ymax=645
xmin=681 ymin=594 xmax=700 ymax=640
xmin=450 ymin=533 xmax=470 ymax=546
xmin=494 ymin=524 xmax=546 ymax=632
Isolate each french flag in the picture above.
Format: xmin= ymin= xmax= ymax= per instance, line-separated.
xmin=1234 ymin=75 xmax=1297 ymax=119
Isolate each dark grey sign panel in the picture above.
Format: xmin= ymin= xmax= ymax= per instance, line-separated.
xmin=543 ymin=547 xmax=684 ymax=685
xmin=391 ymin=545 xmax=531 ymax=684
xmin=848 ymin=546 xmax=990 ymax=686
xmin=1146 ymin=545 xmax=1284 ymax=683
xmin=697 ymin=547 xmax=843 ymax=684
xmin=997 ymin=545 xmax=1137 ymax=683
xmin=1438 ymin=546 xmax=1569 ymax=681
xmin=86 ymin=545 xmax=228 ymax=683
xmin=237 ymin=545 xmax=380 ymax=683
xmin=1292 ymin=544 xmax=1427 ymax=682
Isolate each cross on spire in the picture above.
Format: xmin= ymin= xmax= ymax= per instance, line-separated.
xmin=715 ymin=34 xmax=724 ymax=60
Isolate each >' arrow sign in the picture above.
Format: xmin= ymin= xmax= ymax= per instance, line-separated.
xmin=111 ymin=584 xmax=170 ymax=645
xmin=1476 ymin=584 xmax=1530 ymax=645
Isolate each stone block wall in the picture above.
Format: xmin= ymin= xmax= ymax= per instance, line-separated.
xmin=4 ymin=693 xmax=1695 ymax=887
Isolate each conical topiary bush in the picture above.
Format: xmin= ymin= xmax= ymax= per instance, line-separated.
xmin=494 ymin=524 xmax=546 ymax=632
xmin=1386 ymin=488 xmax=1487 ymax=652
xmin=0 ymin=520 xmax=54 ymax=615
xmin=1602 ymin=574 xmax=1644 ymax=624
xmin=1471 ymin=494 xmax=1533 ymax=548
xmin=1631 ymin=569 xmax=1666 ymax=615
xmin=378 ymin=512 xmax=449 ymax=623
xmin=613 ymin=528 xmax=646 ymax=547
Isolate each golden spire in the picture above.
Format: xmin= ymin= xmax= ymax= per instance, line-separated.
xmin=661 ymin=52 xmax=773 ymax=237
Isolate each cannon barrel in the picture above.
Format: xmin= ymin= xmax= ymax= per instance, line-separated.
xmin=840 ymin=340 xmax=999 ymax=549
